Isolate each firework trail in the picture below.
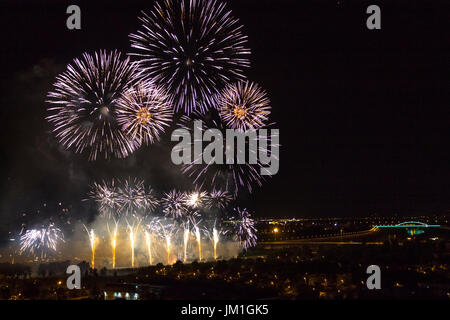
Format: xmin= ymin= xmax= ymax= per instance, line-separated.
xmin=130 ymin=0 xmax=251 ymax=114
xmin=126 ymin=217 xmax=142 ymax=267
xmin=145 ymin=217 xmax=161 ymax=265
xmin=183 ymin=227 xmax=190 ymax=262
xmin=165 ymin=234 xmax=172 ymax=265
xmin=144 ymin=231 xmax=152 ymax=265
xmin=159 ymin=220 xmax=177 ymax=265
xmin=195 ymin=225 xmax=202 ymax=261
xmin=47 ymin=50 xmax=140 ymax=160
xmin=107 ymin=219 xmax=120 ymax=268
xmin=212 ymin=227 xmax=219 ymax=260
xmin=19 ymin=224 xmax=64 ymax=260
xmin=180 ymin=208 xmax=200 ymax=261
xmin=230 ymin=207 xmax=257 ymax=250
xmin=83 ymin=225 xmax=96 ymax=269
xmin=217 ymin=81 xmax=271 ymax=131
xmin=117 ymin=82 xmax=174 ymax=146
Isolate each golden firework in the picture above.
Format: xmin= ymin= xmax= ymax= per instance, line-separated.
xmin=136 ymin=107 xmax=152 ymax=125
xmin=233 ymin=105 xmax=248 ymax=120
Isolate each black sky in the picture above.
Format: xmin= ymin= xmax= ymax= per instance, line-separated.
xmin=0 ymin=0 xmax=449 ymax=240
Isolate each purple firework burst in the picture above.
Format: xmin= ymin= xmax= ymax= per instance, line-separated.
xmin=129 ymin=0 xmax=251 ymax=114
xmin=217 ymin=81 xmax=271 ymax=131
xmin=117 ymin=82 xmax=174 ymax=147
xmin=47 ymin=50 xmax=140 ymax=160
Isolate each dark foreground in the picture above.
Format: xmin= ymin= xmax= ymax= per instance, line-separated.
xmin=0 ymin=229 xmax=449 ymax=300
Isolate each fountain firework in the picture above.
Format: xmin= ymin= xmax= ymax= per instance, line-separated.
xmin=83 ymin=226 xmax=96 ymax=269
xmin=81 ymin=180 xmax=259 ymax=267
xmin=212 ymin=228 xmax=219 ymax=260
xmin=145 ymin=217 xmax=161 ymax=266
xmin=145 ymin=231 xmax=153 ymax=265
xmin=159 ymin=221 xmax=176 ymax=265
xmin=183 ymin=227 xmax=190 ymax=262
xmin=195 ymin=226 xmax=202 ymax=261
xmin=107 ymin=220 xmax=119 ymax=268
xmin=127 ymin=217 xmax=142 ymax=267
xmin=165 ymin=234 xmax=172 ymax=265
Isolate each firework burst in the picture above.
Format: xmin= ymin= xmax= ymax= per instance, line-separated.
xmin=178 ymin=110 xmax=267 ymax=197
xmin=117 ymin=82 xmax=174 ymax=146
xmin=161 ymin=190 xmax=188 ymax=219
xmin=87 ymin=180 xmax=120 ymax=218
xmin=116 ymin=178 xmax=159 ymax=215
xmin=217 ymin=81 xmax=271 ymax=131
xmin=19 ymin=224 xmax=65 ymax=259
xmin=205 ymin=189 xmax=232 ymax=210
xmin=130 ymin=0 xmax=251 ymax=114
xmin=230 ymin=207 xmax=257 ymax=250
xmin=89 ymin=178 xmax=158 ymax=218
xmin=47 ymin=50 xmax=140 ymax=160
xmin=185 ymin=190 xmax=208 ymax=208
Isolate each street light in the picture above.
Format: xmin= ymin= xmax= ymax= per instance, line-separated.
xmin=273 ymin=228 xmax=279 ymax=241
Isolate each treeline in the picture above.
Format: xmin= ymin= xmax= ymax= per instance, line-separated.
xmin=0 ymin=260 xmax=91 ymax=279
xmin=0 ymin=263 xmax=31 ymax=278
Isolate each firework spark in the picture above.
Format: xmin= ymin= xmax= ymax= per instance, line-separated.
xmin=47 ymin=50 xmax=140 ymax=160
xmin=117 ymin=82 xmax=173 ymax=146
xmin=130 ymin=0 xmax=251 ymax=114
xmin=217 ymin=81 xmax=271 ymax=131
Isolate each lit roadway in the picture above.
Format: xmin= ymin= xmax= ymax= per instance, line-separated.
xmin=258 ymin=228 xmax=382 ymax=247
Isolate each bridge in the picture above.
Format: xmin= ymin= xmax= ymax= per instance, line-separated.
xmin=372 ymin=221 xmax=440 ymax=229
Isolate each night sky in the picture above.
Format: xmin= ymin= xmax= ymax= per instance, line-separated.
xmin=0 ymin=0 xmax=449 ymax=242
